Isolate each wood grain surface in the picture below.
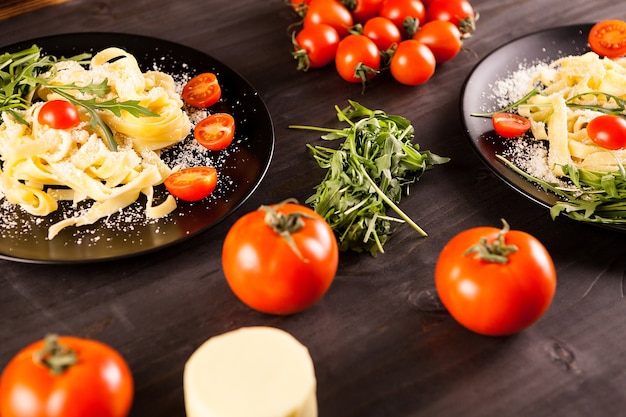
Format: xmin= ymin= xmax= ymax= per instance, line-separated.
xmin=1 ymin=1 xmax=625 ymax=416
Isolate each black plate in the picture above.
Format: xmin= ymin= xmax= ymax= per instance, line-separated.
xmin=460 ymin=24 xmax=606 ymax=215
xmin=0 ymin=33 xmax=274 ymax=263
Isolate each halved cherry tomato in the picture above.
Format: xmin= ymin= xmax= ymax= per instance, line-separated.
xmin=194 ymin=113 xmax=236 ymax=151
xmin=293 ymin=23 xmax=340 ymax=70
xmin=413 ymin=20 xmax=462 ymax=63
xmin=0 ymin=334 xmax=133 ymax=417
xmin=182 ymin=72 xmax=221 ymax=108
xmin=435 ymin=220 xmax=556 ymax=336
xmin=165 ymin=166 xmax=218 ymax=201
xmin=362 ymin=16 xmax=402 ymax=51
xmin=335 ymin=34 xmax=381 ymax=83
xmin=390 ymin=39 xmax=436 ymax=85
xmin=492 ymin=112 xmax=531 ymax=138
xmin=588 ymin=19 xmax=626 ymax=58
xmin=37 ymin=100 xmax=81 ymax=129
xmin=587 ymin=114 xmax=626 ymax=150
xmin=303 ymin=0 xmax=354 ymax=38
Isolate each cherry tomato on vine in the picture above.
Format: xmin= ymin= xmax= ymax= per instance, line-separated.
xmin=165 ymin=166 xmax=218 ymax=201
xmin=182 ymin=72 xmax=221 ymax=108
xmin=390 ymin=39 xmax=436 ymax=85
xmin=426 ymin=0 xmax=476 ymax=36
xmin=0 ymin=334 xmax=134 ymax=417
xmin=194 ymin=113 xmax=235 ymax=151
xmin=378 ymin=0 xmax=426 ymax=38
xmin=293 ymin=23 xmax=340 ymax=70
xmin=303 ymin=0 xmax=354 ymax=38
xmin=492 ymin=112 xmax=531 ymax=138
xmin=587 ymin=114 xmax=626 ymax=150
xmin=347 ymin=0 xmax=383 ymax=24
xmin=222 ymin=201 xmax=339 ymax=315
xmin=588 ymin=19 xmax=626 ymax=58
xmin=362 ymin=16 xmax=402 ymax=51
xmin=290 ymin=0 xmax=312 ymax=15
xmin=335 ymin=34 xmax=381 ymax=83
xmin=435 ymin=220 xmax=556 ymax=336
xmin=413 ymin=20 xmax=462 ymax=63
xmin=37 ymin=100 xmax=81 ymax=129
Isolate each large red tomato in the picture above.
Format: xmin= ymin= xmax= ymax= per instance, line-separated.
xmin=222 ymin=201 xmax=339 ymax=315
xmin=0 ymin=334 xmax=134 ymax=417
xmin=435 ymin=221 xmax=556 ymax=336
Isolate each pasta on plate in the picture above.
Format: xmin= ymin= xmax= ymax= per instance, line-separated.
xmin=0 ymin=47 xmax=191 ymax=239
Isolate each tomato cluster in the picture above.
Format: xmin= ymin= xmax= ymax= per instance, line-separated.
xmin=289 ymin=0 xmax=476 ymax=86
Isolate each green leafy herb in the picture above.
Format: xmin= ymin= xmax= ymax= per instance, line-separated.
xmin=290 ymin=100 xmax=449 ymax=256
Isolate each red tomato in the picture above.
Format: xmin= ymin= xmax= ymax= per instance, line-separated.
xmin=303 ymin=0 xmax=354 ymax=38
xmin=290 ymin=0 xmax=312 ymax=15
xmin=362 ymin=16 xmax=402 ymax=51
xmin=335 ymin=34 xmax=381 ymax=83
xmin=413 ymin=20 xmax=462 ymax=63
xmin=588 ymin=20 xmax=626 ymax=58
xmin=390 ymin=39 xmax=436 ymax=85
xmin=182 ymin=72 xmax=221 ymax=108
xmin=378 ymin=0 xmax=426 ymax=38
xmin=37 ymin=100 xmax=80 ymax=129
xmin=348 ymin=0 xmax=383 ymax=23
xmin=165 ymin=166 xmax=218 ymax=201
xmin=492 ymin=112 xmax=531 ymax=138
xmin=426 ymin=0 xmax=476 ymax=35
xmin=435 ymin=221 xmax=556 ymax=336
xmin=222 ymin=201 xmax=339 ymax=315
xmin=587 ymin=114 xmax=626 ymax=150
xmin=194 ymin=113 xmax=235 ymax=151
xmin=293 ymin=24 xmax=340 ymax=70
xmin=0 ymin=334 xmax=133 ymax=417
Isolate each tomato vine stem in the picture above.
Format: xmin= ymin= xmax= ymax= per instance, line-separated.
xmin=33 ymin=334 xmax=77 ymax=375
xmin=464 ymin=219 xmax=518 ymax=264
xmin=260 ymin=199 xmax=314 ymax=262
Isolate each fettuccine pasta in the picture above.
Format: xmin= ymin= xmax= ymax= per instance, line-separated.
xmin=517 ymin=52 xmax=626 ymax=175
xmin=0 ymin=47 xmax=191 ymax=239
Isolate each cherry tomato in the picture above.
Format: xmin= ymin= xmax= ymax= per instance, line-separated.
xmin=222 ymin=201 xmax=339 ymax=315
xmin=426 ymin=0 xmax=476 ymax=36
xmin=290 ymin=0 xmax=312 ymax=15
xmin=335 ymin=34 xmax=381 ymax=83
xmin=588 ymin=19 xmax=626 ymax=58
xmin=194 ymin=113 xmax=235 ymax=151
xmin=390 ymin=39 xmax=436 ymax=85
xmin=0 ymin=334 xmax=133 ymax=417
xmin=362 ymin=16 xmax=402 ymax=51
xmin=293 ymin=23 xmax=340 ymax=70
xmin=303 ymin=0 xmax=354 ymax=38
xmin=413 ymin=20 xmax=462 ymax=63
xmin=165 ymin=166 xmax=218 ymax=201
xmin=37 ymin=100 xmax=80 ymax=129
xmin=182 ymin=72 xmax=221 ymax=108
xmin=587 ymin=114 xmax=626 ymax=150
xmin=347 ymin=0 xmax=383 ymax=23
xmin=435 ymin=221 xmax=556 ymax=336
xmin=378 ymin=0 xmax=426 ymax=38
xmin=492 ymin=112 xmax=531 ymax=138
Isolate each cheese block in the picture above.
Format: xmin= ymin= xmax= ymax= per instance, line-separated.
xmin=183 ymin=326 xmax=317 ymax=417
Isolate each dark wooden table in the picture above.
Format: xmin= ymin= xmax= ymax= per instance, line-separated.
xmin=1 ymin=1 xmax=626 ymax=416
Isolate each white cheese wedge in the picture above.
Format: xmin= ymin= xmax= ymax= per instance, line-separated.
xmin=183 ymin=326 xmax=318 ymax=417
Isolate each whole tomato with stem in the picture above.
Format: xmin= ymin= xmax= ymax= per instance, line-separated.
xmin=378 ymin=0 xmax=426 ymax=38
xmin=362 ymin=16 xmax=402 ymax=51
xmin=303 ymin=0 xmax=354 ymax=38
xmin=426 ymin=0 xmax=476 ymax=36
xmin=222 ymin=200 xmax=339 ymax=315
xmin=412 ymin=20 xmax=462 ymax=63
xmin=390 ymin=39 xmax=436 ymax=85
xmin=0 ymin=334 xmax=134 ymax=417
xmin=435 ymin=220 xmax=557 ymax=336
xmin=335 ymin=34 xmax=381 ymax=84
xmin=292 ymin=23 xmax=340 ymax=70
xmin=343 ymin=0 xmax=383 ymax=23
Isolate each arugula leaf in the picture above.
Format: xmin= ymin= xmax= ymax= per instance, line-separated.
xmin=291 ymin=100 xmax=449 ymax=256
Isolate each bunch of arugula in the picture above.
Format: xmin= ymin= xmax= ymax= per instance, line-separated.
xmin=291 ymin=101 xmax=449 ymax=256
xmin=0 ymin=45 xmax=158 ymax=151
xmin=473 ymin=89 xmax=626 ymax=225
